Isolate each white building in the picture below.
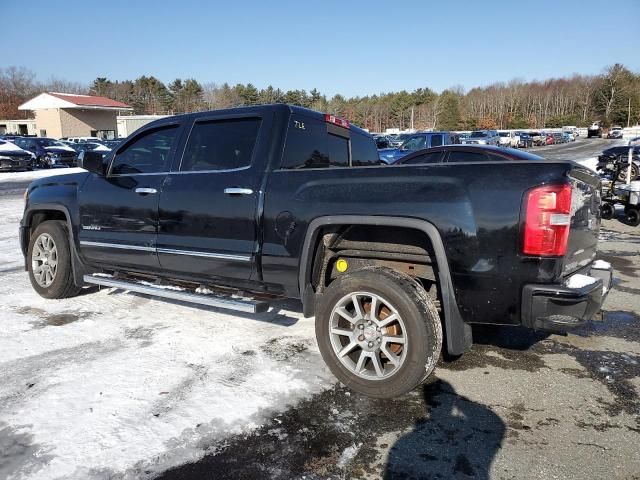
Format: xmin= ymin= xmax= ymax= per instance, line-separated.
xmin=117 ymin=115 xmax=169 ymax=138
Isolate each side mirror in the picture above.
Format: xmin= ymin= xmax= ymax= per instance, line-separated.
xmin=79 ymin=150 xmax=106 ymax=175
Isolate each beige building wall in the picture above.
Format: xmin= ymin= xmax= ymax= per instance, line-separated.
xmin=59 ymin=109 xmax=117 ymax=138
xmin=34 ymin=108 xmax=63 ymax=138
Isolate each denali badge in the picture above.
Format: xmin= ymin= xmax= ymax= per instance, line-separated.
xmin=82 ymin=225 xmax=102 ymax=231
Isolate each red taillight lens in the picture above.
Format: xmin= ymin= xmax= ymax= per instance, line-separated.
xmin=523 ymin=184 xmax=572 ymax=256
xmin=325 ymin=114 xmax=350 ymax=129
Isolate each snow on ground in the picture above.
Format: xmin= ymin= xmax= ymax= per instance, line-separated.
xmin=0 ymin=179 xmax=335 ymax=479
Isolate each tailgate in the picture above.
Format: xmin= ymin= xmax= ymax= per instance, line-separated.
xmin=562 ymin=165 xmax=601 ymax=276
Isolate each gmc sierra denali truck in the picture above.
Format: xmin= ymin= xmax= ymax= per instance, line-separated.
xmin=20 ymin=104 xmax=612 ymax=398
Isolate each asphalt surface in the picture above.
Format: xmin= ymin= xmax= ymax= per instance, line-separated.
xmin=0 ymin=137 xmax=638 ymax=480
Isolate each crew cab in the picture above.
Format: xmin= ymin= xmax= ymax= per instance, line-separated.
xmin=20 ymin=104 xmax=612 ymax=398
xmin=498 ymin=131 xmax=519 ymax=148
xmin=378 ymin=131 xmax=452 ymax=164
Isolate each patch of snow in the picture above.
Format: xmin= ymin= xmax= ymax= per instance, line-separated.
xmin=565 ymin=274 xmax=597 ymax=289
xmin=337 ymin=443 xmax=362 ymax=468
xmin=0 ymin=167 xmax=84 ymax=183
xmin=575 ymin=156 xmax=598 ymax=172
xmin=592 ymin=260 xmax=611 ymax=270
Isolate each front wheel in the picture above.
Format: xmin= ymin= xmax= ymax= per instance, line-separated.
xmin=617 ymin=163 xmax=639 ymax=182
xmin=27 ymin=220 xmax=81 ymax=299
xmin=315 ymin=267 xmax=443 ymax=399
xmin=600 ymin=203 xmax=615 ymax=220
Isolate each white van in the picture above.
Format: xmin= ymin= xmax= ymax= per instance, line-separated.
xmin=66 ymin=136 xmax=101 ymax=143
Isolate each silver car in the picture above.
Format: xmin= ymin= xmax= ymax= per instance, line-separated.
xmin=462 ymin=130 xmax=500 ymax=146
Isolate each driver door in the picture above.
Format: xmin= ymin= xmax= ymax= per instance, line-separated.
xmin=78 ymin=123 xmax=183 ymax=271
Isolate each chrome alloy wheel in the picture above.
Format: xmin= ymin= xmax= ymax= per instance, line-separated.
xmin=329 ymin=291 xmax=408 ymax=380
xmin=32 ymin=233 xmax=58 ymax=288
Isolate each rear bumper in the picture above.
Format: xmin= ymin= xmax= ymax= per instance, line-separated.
xmin=521 ymin=262 xmax=613 ymax=331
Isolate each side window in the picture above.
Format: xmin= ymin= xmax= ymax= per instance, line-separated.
xmin=327 ymin=133 xmax=349 ymax=167
xmin=402 ymin=136 xmax=426 ymax=151
xmin=430 ymin=134 xmax=443 ymax=147
xmin=351 ymin=132 xmax=380 ymax=166
xmin=282 ymin=116 xmax=329 ymax=169
xmin=401 ymin=151 xmax=444 ymax=165
xmin=181 ymin=118 xmax=261 ymax=172
xmin=447 ymin=151 xmax=488 ymax=162
xmin=111 ymin=126 xmax=178 ymax=175
xmin=281 ymin=115 xmax=350 ymax=169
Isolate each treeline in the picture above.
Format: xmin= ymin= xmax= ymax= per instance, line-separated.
xmin=1 ymin=64 xmax=638 ymax=132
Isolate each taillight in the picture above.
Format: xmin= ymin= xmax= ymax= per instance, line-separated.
xmin=523 ymin=183 xmax=572 ymax=256
xmin=325 ymin=114 xmax=350 ymax=129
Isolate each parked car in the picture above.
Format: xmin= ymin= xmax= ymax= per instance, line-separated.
xmin=529 ymin=131 xmax=546 ymax=146
xmin=65 ymin=136 xmax=102 ymax=143
xmin=13 ymin=137 xmax=77 ymax=168
xmin=516 ymin=132 xmax=533 ymax=148
xmin=552 ymin=132 xmax=565 ymax=144
xmin=0 ymin=139 xmax=34 ymax=171
xmin=461 ymin=130 xmax=500 ymax=146
xmin=597 ymin=145 xmax=640 ymax=181
xmin=562 ymin=126 xmax=579 ymax=137
xmin=588 ymin=122 xmax=602 ymax=138
xmin=70 ymin=142 xmax=112 ymax=154
xmin=562 ymin=131 xmax=576 ymax=142
xmin=397 ymin=145 xmax=546 ymax=165
xmin=607 ymin=127 xmax=623 ymax=139
xmin=101 ymin=139 xmax=125 ymax=150
xmin=562 ymin=132 xmax=572 ymax=143
xmin=387 ymin=133 xmax=412 ymax=147
xmin=373 ymin=135 xmax=391 ymax=149
xmin=498 ymin=131 xmax=519 ymax=148
xmin=20 ymin=104 xmax=612 ymax=398
xmin=378 ymin=132 xmax=453 ymax=164
xmin=545 ymin=134 xmax=555 ymax=145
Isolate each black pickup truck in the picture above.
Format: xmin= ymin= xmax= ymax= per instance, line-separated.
xmin=20 ymin=104 xmax=612 ymax=398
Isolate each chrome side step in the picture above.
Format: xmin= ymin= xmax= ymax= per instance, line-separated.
xmin=83 ymin=275 xmax=269 ymax=314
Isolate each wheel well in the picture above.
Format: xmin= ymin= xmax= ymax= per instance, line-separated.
xmin=310 ymin=224 xmax=441 ymax=310
xmin=25 ymin=210 xmax=68 ymax=245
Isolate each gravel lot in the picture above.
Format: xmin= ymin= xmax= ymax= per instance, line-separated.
xmin=0 ymin=138 xmax=638 ymax=480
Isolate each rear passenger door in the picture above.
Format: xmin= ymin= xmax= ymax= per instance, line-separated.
xmin=157 ymin=112 xmax=270 ymax=281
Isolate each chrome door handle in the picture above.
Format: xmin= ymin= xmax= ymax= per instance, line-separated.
xmin=135 ymin=187 xmax=157 ymax=195
xmin=224 ymin=187 xmax=253 ymax=195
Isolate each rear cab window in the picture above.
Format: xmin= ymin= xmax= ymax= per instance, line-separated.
xmin=281 ymin=113 xmax=378 ymax=169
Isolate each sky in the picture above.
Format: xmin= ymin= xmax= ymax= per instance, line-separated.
xmin=3 ymin=0 xmax=639 ymax=97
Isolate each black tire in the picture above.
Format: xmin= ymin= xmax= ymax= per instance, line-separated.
xmin=600 ymin=203 xmax=615 ymax=220
xmin=625 ymin=207 xmax=640 ymax=227
xmin=27 ymin=220 xmax=81 ymax=299
xmin=315 ymin=267 xmax=443 ymax=399
xmin=616 ymin=163 xmax=639 ymax=182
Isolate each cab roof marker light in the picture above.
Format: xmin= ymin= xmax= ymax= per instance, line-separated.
xmin=324 ymin=114 xmax=350 ymax=129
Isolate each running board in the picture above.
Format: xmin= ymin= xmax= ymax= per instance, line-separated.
xmin=83 ymin=275 xmax=269 ymax=314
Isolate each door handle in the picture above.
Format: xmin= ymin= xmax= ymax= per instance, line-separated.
xmin=224 ymin=187 xmax=253 ymax=195
xmin=135 ymin=187 xmax=158 ymax=195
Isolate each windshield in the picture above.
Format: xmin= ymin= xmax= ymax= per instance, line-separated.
xmin=36 ymin=138 xmax=65 ymax=147
xmin=470 ymin=131 xmax=487 ymax=138
xmin=498 ymin=132 xmax=509 ymax=137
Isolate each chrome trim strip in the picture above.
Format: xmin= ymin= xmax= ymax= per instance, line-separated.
xmin=79 ymin=241 xmax=156 ymax=252
xmin=157 ymin=248 xmax=251 ymax=262
xmin=80 ymin=241 xmax=251 ymax=262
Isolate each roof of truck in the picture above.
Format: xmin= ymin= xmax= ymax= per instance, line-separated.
xmin=146 ymin=104 xmax=371 ymax=136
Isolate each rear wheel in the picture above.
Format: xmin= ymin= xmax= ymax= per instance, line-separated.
xmin=600 ymin=203 xmax=615 ymax=220
xmin=316 ymin=267 xmax=442 ymax=399
xmin=27 ymin=220 xmax=81 ymax=299
xmin=625 ymin=207 xmax=640 ymax=227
